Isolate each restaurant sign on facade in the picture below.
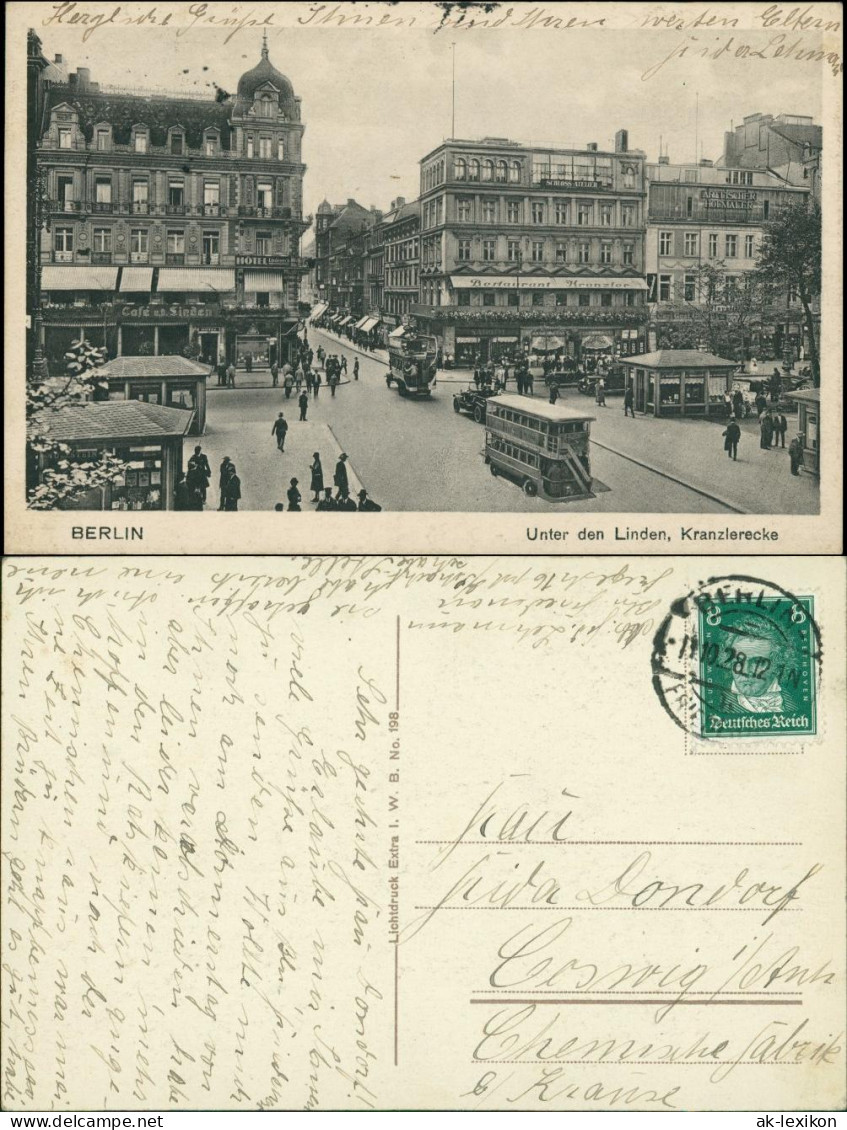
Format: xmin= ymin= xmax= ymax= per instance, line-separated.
xmin=451 ymin=276 xmax=647 ymax=290
xmin=121 ymin=304 xmax=222 ymax=320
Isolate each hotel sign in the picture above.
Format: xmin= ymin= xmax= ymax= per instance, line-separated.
xmin=235 ymin=255 xmax=291 ymax=267
xmin=450 ymin=276 xmax=647 ymax=290
xmin=699 ymin=188 xmax=758 ymax=208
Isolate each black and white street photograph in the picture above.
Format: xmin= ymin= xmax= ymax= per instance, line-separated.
xmin=15 ymin=1 xmax=838 ymax=520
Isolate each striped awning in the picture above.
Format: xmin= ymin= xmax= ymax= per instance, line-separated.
xmin=120 ymin=267 xmax=154 ymax=292
xmin=361 ymin=317 xmax=379 ymax=333
xmin=243 ymin=270 xmax=286 ymax=293
xmin=42 ymin=266 xmax=118 ymax=291
xmin=310 ymin=302 xmax=328 ymax=319
xmin=354 ymin=316 xmax=370 ymax=330
xmin=157 ymin=268 xmax=235 ymax=292
xmin=338 ymin=316 xmax=353 ymax=326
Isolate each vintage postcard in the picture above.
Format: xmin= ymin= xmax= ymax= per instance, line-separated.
xmin=4 ymin=1 xmax=843 ymax=554
xmin=2 ymin=554 xmax=845 ymax=1111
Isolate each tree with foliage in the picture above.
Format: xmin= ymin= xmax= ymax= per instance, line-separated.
xmin=756 ymin=197 xmax=821 ymax=386
xmin=687 ymin=263 xmax=775 ymax=361
xmin=27 ymin=340 xmax=129 ymax=510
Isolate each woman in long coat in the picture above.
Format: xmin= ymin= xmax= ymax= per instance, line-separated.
xmin=310 ymin=453 xmax=324 ymax=502
xmin=287 ymin=478 xmax=302 ymax=511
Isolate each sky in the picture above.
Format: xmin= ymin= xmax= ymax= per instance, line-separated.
xmin=32 ymin=15 xmax=824 ymax=231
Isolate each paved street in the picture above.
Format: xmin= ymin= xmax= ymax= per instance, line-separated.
xmin=198 ymin=327 xmax=818 ymax=514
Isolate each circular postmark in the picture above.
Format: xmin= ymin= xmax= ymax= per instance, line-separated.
xmin=651 ymin=574 xmax=822 ymax=739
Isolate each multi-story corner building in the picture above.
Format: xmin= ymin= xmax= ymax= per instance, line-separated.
xmin=381 ymin=197 xmax=420 ymax=325
xmin=719 ymin=112 xmax=822 ymax=200
xmin=314 ymin=198 xmax=377 ymax=315
xmin=413 ymin=133 xmax=648 ymax=366
xmin=33 ymin=34 xmax=309 ymax=370
xmin=645 ymin=157 xmax=811 ymax=360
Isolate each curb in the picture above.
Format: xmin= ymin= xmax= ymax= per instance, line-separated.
xmin=588 ymin=438 xmax=748 ymax=515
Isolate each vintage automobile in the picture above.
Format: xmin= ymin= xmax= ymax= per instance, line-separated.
xmin=453 ymin=384 xmax=500 ymax=423
xmin=577 ymin=364 xmax=626 ymax=396
xmin=543 ymin=358 xmax=581 ymax=388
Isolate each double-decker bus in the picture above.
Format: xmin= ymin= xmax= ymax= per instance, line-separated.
xmin=484 ymin=394 xmax=595 ymax=500
xmin=385 ymin=329 xmax=438 ymax=398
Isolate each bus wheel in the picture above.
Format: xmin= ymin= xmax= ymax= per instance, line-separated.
xmin=489 ymin=463 xmax=498 ymax=477
xmin=473 ymin=404 xmax=485 ymax=424
xmin=523 ymin=479 xmax=538 ymax=497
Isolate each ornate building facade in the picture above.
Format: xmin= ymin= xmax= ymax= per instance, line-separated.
xmin=33 ymin=35 xmax=309 ymax=370
xmin=413 ymin=133 xmax=648 ymax=365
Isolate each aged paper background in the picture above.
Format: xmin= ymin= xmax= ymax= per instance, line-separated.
xmin=4 ymin=1 xmax=843 ymax=555
xmin=2 ymin=555 xmax=844 ymax=1111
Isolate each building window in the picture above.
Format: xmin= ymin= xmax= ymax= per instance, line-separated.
xmin=203 ymin=181 xmax=220 ymax=213
xmin=727 ymin=170 xmax=754 ymax=186
xmin=684 ymin=273 xmax=697 ymax=301
xmin=255 ymin=231 xmax=272 ymax=256
xmin=482 ymin=200 xmax=497 ymax=223
xmin=277 ymin=138 xmax=285 ymax=161
xmin=763 ymin=200 xmax=770 ymax=220
xmin=530 ymin=292 xmax=544 ymax=307
xmin=509 ymin=161 xmax=521 ymax=183
xmin=95 ymin=177 xmax=112 ymax=204
xmin=686 ymin=196 xmax=693 ymax=218
xmin=495 ymin=160 xmax=508 ymax=183
xmin=658 ymin=231 xmax=672 ymax=256
xmin=93 ymin=227 xmax=112 ymax=253
xmin=531 ymin=240 xmax=544 ymax=262
xmin=96 ymin=128 xmax=109 ymax=151
xmin=578 ymin=292 xmax=590 ymax=307
xmin=259 ymin=136 xmax=272 ymax=159
xmin=601 ymin=291 xmax=612 ymax=307
xmin=708 ymin=233 xmax=718 ymax=258
xmin=623 ymin=243 xmax=634 ymax=266
xmin=725 ymin=234 xmax=738 ymax=258
xmin=600 ymin=204 xmax=613 ymax=226
xmin=168 ymin=179 xmax=185 ymax=207
xmin=659 ymin=274 xmax=671 ymax=301
xmin=684 ymin=169 xmax=698 ymax=183
xmin=482 ymin=239 xmax=496 ymax=261
xmin=532 ymin=202 xmax=545 ymax=224
xmin=577 ymin=204 xmax=592 ymax=226
xmin=57 ymin=175 xmax=74 ymax=209
xmin=480 ymin=290 xmax=494 ymax=306
xmin=468 ymin=158 xmax=480 ymax=181
xmin=555 ymin=242 xmax=567 ymax=263
xmin=622 ymin=166 xmax=636 ymax=189
xmin=133 ymin=131 xmax=148 ymax=154
xmin=257 ymin=181 xmax=273 ymax=211
xmin=58 ymin=128 xmax=72 ymax=149
xmin=578 ymin=242 xmax=590 ymax=265
xmin=170 ymin=132 xmax=184 ymax=155
xmin=507 ymin=200 xmax=521 ymax=223
xmin=457 ymin=198 xmax=472 ymax=222
xmin=745 ymin=234 xmax=755 ymax=258
xmin=507 ymin=239 xmax=521 ymax=261
xmin=454 ymin=157 xmax=467 ymax=180
xmin=205 ymin=134 xmax=217 ymax=157
xmin=684 ymin=232 xmax=699 ymax=256
xmin=482 ymin=159 xmax=494 ymax=182
xmin=457 ymin=289 xmax=470 ymax=305
xmin=555 ymin=201 xmax=569 ymax=225
xmin=130 ymin=229 xmax=148 ymax=259
xmin=600 ymin=242 xmax=612 ymax=264
xmin=54 ymin=227 xmax=73 ymax=254
xmin=246 ymin=135 xmax=254 ymax=158
xmin=132 ymin=180 xmax=148 ymax=213
xmin=621 ymin=204 xmax=635 ymax=227
xmin=167 ymin=229 xmax=185 ymax=253
xmin=202 ymin=231 xmax=220 ymax=265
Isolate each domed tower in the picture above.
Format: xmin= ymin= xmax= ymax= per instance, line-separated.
xmin=228 ymin=32 xmax=309 ymax=367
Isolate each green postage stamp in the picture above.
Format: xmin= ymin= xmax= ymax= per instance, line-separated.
xmin=697 ymin=594 xmax=817 ymax=738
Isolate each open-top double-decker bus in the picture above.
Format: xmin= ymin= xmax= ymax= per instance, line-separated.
xmin=385 ymin=328 xmax=438 ymax=398
xmin=484 ymin=394 xmax=596 ymax=501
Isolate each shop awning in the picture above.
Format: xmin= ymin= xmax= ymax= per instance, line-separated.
xmin=120 ymin=267 xmax=154 ymax=293
xmin=157 ymin=268 xmax=235 ymax=292
xmin=42 ymin=266 xmax=118 ymax=291
xmin=338 ymin=315 xmax=353 ymax=326
xmin=530 ymin=334 xmax=566 ymax=352
xmin=310 ymin=302 xmax=328 ymax=319
xmin=354 ymin=316 xmax=370 ymax=330
xmin=388 ymin=325 xmax=407 ymax=340
xmin=244 ymin=270 xmax=286 ymax=293
xmin=581 ymin=334 xmax=614 ymax=351
xmin=361 ymin=317 xmax=380 ymax=333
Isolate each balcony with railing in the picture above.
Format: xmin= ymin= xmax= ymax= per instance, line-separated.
xmin=238 ymin=205 xmax=293 ymax=219
xmin=91 ymin=251 xmax=113 ymax=264
xmin=410 ymin=303 xmax=646 ymax=326
xmin=46 ymin=199 xmax=303 ymax=222
xmin=165 ymin=253 xmax=186 ymax=265
xmin=90 ymin=201 xmax=115 ymax=214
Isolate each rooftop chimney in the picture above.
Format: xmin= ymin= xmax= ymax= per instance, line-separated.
xmin=658 ymin=154 xmax=670 ymax=165
xmin=699 ymin=157 xmax=713 ymax=167
xmin=586 ymin=142 xmax=598 ymax=152
xmin=54 ymin=54 xmax=64 ymax=63
xmin=615 ymin=129 xmax=629 ymax=153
